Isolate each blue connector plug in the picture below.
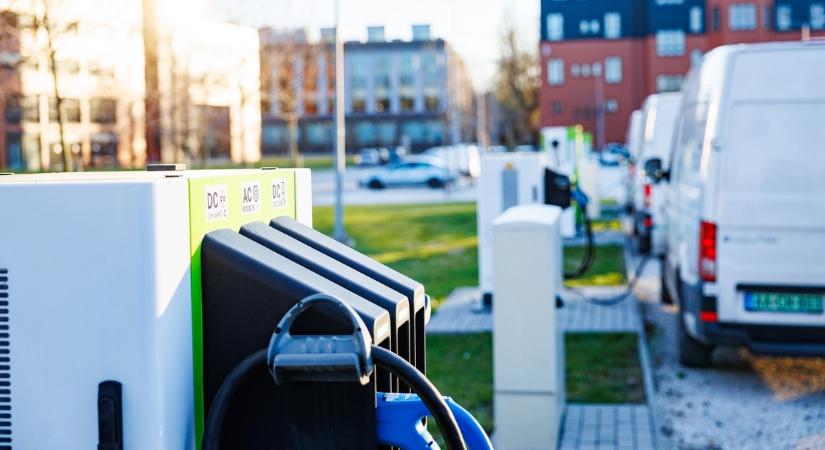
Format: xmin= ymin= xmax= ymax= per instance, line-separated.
xmin=376 ymin=392 xmax=493 ymax=450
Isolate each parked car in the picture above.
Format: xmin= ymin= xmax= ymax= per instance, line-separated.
xmin=359 ymin=156 xmax=455 ymax=189
xmin=354 ymin=148 xmax=384 ymax=166
xmin=633 ymin=92 xmax=682 ymax=254
xmin=659 ymin=41 xmax=825 ymax=367
xmin=624 ymin=109 xmax=644 ymax=213
xmin=424 ymin=144 xmax=481 ymax=178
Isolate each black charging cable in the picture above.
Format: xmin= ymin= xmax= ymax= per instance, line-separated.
xmin=202 ymin=349 xmax=267 ymax=450
xmin=564 ymin=189 xmax=595 ymax=279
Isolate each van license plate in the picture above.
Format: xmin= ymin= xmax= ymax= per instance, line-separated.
xmin=745 ymin=292 xmax=824 ymax=314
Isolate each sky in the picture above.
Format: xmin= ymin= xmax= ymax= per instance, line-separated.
xmin=214 ymin=0 xmax=539 ymax=91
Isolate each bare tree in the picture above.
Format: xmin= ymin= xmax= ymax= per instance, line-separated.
xmin=260 ymin=30 xmax=319 ymax=167
xmin=494 ymin=25 xmax=540 ymax=147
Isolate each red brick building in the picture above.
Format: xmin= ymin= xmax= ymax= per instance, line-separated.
xmin=539 ymin=0 xmax=825 ymax=148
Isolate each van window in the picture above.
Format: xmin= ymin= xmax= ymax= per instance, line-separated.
xmin=723 ymin=102 xmax=825 ymax=194
xmin=671 ymin=102 xmax=708 ymax=185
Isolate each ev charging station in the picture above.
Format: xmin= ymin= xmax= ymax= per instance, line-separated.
xmin=0 ymin=167 xmax=487 ymax=450
xmin=493 ymin=205 xmax=565 ymax=449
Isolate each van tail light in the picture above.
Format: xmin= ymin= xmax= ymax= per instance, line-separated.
xmin=643 ymin=183 xmax=652 ymax=208
xmin=699 ymin=221 xmax=717 ymax=282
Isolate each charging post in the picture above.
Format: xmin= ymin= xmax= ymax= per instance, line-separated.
xmin=493 ymin=204 xmax=565 ymax=448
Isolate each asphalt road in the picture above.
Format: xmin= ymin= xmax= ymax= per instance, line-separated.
xmin=632 ymin=258 xmax=825 ymax=450
xmin=310 ymin=166 xmax=477 ymax=206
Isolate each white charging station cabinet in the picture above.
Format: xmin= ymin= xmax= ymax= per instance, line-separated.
xmin=0 ymin=169 xmax=313 ymax=449
xmin=493 ymin=205 xmax=565 ymax=449
xmin=477 ymin=152 xmax=548 ymax=304
xmin=0 ymin=174 xmax=195 ymax=449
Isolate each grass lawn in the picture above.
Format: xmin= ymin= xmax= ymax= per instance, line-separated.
xmin=425 ymin=332 xmax=644 ymax=441
xmin=564 ymin=244 xmax=627 ymax=287
xmin=313 ymin=203 xmax=478 ymax=308
xmin=190 ymin=154 xmax=352 ymax=171
xmin=313 ymin=202 xmax=627 ymax=307
xmin=565 ymin=333 xmax=646 ymax=403
xmin=426 ymin=333 xmax=494 ymax=435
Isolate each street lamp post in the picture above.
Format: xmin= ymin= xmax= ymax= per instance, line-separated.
xmin=332 ymin=0 xmax=350 ymax=243
xmin=593 ymin=62 xmax=605 ymax=151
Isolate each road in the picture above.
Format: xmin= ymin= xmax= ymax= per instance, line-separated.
xmin=632 ymin=258 xmax=825 ymax=450
xmin=310 ymin=166 xmax=476 ymax=206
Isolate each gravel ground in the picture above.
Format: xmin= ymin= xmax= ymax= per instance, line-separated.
xmin=634 ymin=259 xmax=825 ymax=450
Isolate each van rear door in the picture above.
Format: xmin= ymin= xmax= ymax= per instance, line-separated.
xmin=717 ymin=100 xmax=825 ymax=327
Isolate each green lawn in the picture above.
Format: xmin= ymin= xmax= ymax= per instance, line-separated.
xmin=565 ymin=333 xmax=645 ymax=404
xmin=564 ymin=244 xmax=627 ymax=287
xmin=190 ymin=154 xmax=352 ymax=171
xmin=426 ymin=333 xmax=494 ymax=435
xmin=425 ymin=332 xmax=644 ymax=442
xmin=313 ymin=203 xmax=478 ymax=308
xmin=313 ymin=202 xmax=626 ymax=307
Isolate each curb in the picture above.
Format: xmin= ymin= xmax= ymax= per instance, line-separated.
xmin=623 ymin=237 xmax=663 ymax=450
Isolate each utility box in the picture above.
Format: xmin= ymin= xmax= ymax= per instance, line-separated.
xmin=0 ymin=168 xmax=312 ymax=450
xmin=493 ymin=205 xmax=565 ymax=449
xmin=477 ymin=152 xmax=548 ymax=305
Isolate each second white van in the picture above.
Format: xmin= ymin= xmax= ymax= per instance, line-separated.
xmin=633 ymin=92 xmax=682 ymax=255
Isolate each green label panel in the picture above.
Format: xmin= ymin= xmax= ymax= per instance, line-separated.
xmin=187 ymin=169 xmax=298 ymax=447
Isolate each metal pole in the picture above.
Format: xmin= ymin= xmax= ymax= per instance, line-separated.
xmin=594 ymin=64 xmax=605 ymax=151
xmin=333 ymin=0 xmax=350 ymax=243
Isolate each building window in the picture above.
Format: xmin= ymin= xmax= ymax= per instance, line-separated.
xmin=547 ymin=58 xmax=564 ymax=86
xmin=581 ymin=63 xmax=591 ymax=78
xmin=4 ymin=96 xmax=21 ymax=123
xmin=812 ymin=4 xmax=825 ymax=29
xmin=571 ymin=63 xmax=581 ymax=77
xmin=777 ymin=5 xmax=792 ymax=31
xmin=605 ymin=99 xmax=619 ymax=113
xmin=729 ymin=3 xmax=757 ymax=30
xmin=49 ymin=98 xmax=80 ymax=123
xmin=21 ymin=96 xmax=39 ymax=122
xmin=690 ymin=7 xmax=704 ymax=33
xmin=352 ymin=97 xmax=367 ymax=114
xmin=552 ymin=101 xmax=563 ymax=114
xmin=655 ymin=0 xmax=684 ymax=4
xmin=656 ymin=74 xmax=685 ymax=92
xmin=690 ymin=49 xmax=704 ymax=67
xmin=712 ymin=7 xmax=721 ymax=30
xmin=547 ymin=13 xmax=563 ymax=41
xmin=605 ymin=57 xmax=622 ymax=84
xmin=90 ymin=98 xmax=116 ymax=123
xmin=604 ymin=12 xmax=621 ymax=38
xmin=655 ymin=30 xmax=685 ymax=57
xmin=424 ymin=94 xmax=440 ymax=112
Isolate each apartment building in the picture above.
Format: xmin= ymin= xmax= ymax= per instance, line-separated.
xmin=260 ymin=25 xmax=476 ymax=154
xmin=539 ymin=0 xmax=825 ymax=146
xmin=0 ymin=0 xmax=261 ymax=171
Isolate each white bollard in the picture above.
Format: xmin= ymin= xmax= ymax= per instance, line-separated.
xmin=493 ymin=205 xmax=565 ymax=449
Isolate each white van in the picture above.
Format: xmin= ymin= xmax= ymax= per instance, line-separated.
xmin=660 ymin=41 xmax=825 ymax=366
xmin=624 ymin=109 xmax=643 ymax=213
xmin=633 ymin=93 xmax=683 ymax=254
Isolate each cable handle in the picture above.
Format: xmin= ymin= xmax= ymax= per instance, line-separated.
xmin=267 ymin=293 xmax=374 ymax=386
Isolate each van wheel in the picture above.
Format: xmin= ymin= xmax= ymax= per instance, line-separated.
xmin=660 ymin=259 xmax=674 ymax=305
xmin=678 ymin=311 xmax=713 ymax=367
xmin=368 ymin=179 xmax=385 ymax=190
xmin=427 ymin=178 xmax=445 ymax=189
